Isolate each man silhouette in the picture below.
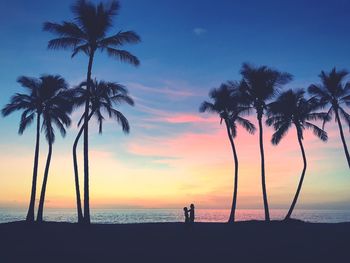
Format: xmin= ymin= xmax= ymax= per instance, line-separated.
xmin=189 ymin=204 xmax=195 ymax=223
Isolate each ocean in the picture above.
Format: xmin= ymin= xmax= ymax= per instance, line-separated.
xmin=1 ymin=208 xmax=350 ymax=223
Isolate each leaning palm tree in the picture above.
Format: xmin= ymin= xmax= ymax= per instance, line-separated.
xmin=1 ymin=75 xmax=69 ymax=222
xmin=199 ymin=83 xmax=255 ymax=223
xmin=37 ymin=88 xmax=73 ymax=222
xmin=238 ymin=63 xmax=293 ymax=221
xmin=71 ymin=79 xmax=134 ymax=221
xmin=266 ymin=89 xmax=328 ymax=220
xmin=43 ymin=0 xmax=141 ymax=223
xmin=308 ymin=68 xmax=350 ymax=168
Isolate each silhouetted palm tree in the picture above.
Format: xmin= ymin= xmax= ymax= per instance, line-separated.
xmin=71 ymin=79 xmax=133 ymax=221
xmin=43 ymin=0 xmax=140 ymax=223
xmin=1 ymin=75 xmax=69 ymax=222
xmin=308 ymin=68 xmax=350 ymax=168
xmin=37 ymin=82 xmax=72 ymax=222
xmin=266 ymin=89 xmax=328 ymax=220
xmin=238 ymin=63 xmax=293 ymax=221
xmin=199 ymin=83 xmax=255 ymax=223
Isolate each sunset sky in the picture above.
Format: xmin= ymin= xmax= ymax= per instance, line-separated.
xmin=0 ymin=0 xmax=349 ymax=212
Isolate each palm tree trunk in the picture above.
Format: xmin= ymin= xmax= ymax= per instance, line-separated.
xmin=258 ymin=115 xmax=270 ymax=221
xmin=83 ymin=52 xmax=95 ymax=224
xmin=225 ymin=120 xmax=239 ymax=223
xmin=26 ymin=113 xmax=41 ymax=222
xmin=285 ymin=132 xmax=307 ymax=220
xmin=335 ymin=109 xmax=350 ymax=168
xmin=73 ymin=111 xmax=94 ymax=223
xmin=36 ymin=141 xmax=53 ymax=222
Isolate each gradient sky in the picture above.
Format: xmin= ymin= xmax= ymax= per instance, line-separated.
xmin=0 ymin=0 xmax=349 ymax=212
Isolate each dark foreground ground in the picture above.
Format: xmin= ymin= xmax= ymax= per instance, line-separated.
xmin=0 ymin=220 xmax=349 ymax=263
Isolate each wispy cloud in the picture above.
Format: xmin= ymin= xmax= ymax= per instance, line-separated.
xmin=127 ymin=82 xmax=196 ymax=98
xmin=193 ymin=27 xmax=207 ymax=36
xmin=134 ymin=101 xmax=218 ymax=124
xmin=146 ymin=113 xmax=217 ymax=124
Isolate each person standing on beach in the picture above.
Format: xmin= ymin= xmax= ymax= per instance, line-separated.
xmin=183 ymin=207 xmax=190 ymax=223
xmin=189 ymin=204 xmax=195 ymax=223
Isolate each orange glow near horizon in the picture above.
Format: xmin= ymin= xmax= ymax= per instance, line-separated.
xmin=0 ymin=112 xmax=349 ymax=211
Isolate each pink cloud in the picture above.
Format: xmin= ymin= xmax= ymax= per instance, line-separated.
xmin=149 ymin=113 xmax=218 ymax=124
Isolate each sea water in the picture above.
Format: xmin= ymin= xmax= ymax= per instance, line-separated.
xmin=1 ymin=208 xmax=350 ymax=223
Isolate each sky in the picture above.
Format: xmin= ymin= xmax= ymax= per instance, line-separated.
xmin=0 ymin=0 xmax=349 ymax=213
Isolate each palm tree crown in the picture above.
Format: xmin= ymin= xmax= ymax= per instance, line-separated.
xmin=2 ymin=75 xmax=70 ymax=134
xmin=309 ymin=68 xmax=350 ymax=126
xmin=308 ymin=68 xmax=350 ymax=168
xmin=267 ymin=89 xmax=328 ymax=144
xmin=74 ymin=79 xmax=134 ymax=133
xmin=239 ymin=63 xmax=293 ymax=117
xmin=199 ymin=83 xmax=255 ymax=136
xmin=43 ymin=0 xmax=141 ymax=65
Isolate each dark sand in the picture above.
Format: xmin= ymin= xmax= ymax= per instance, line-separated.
xmin=0 ymin=220 xmax=349 ymax=262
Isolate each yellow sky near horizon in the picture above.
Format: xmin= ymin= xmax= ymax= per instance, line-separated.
xmin=1 ymin=117 xmax=349 ymax=211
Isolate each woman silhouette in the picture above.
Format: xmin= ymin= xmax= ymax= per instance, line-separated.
xmin=183 ymin=207 xmax=190 ymax=223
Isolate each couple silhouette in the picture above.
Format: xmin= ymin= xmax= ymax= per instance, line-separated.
xmin=183 ymin=204 xmax=195 ymax=224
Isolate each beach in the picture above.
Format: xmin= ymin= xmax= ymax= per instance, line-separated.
xmin=1 ymin=220 xmax=349 ymax=262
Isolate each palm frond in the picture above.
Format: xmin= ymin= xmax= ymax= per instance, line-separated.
xmin=308 ymin=84 xmax=329 ymax=98
xmin=236 ymin=116 xmax=256 ymax=134
xmin=48 ymin=37 xmax=83 ymax=50
xmin=339 ymin=106 xmax=350 ymax=131
xmin=304 ymin=122 xmax=328 ymax=141
xmin=43 ymin=21 xmax=86 ymax=39
xmin=111 ymin=94 xmax=134 ymax=106
xmin=2 ymin=94 xmax=34 ymax=116
xmin=99 ymin=31 xmax=141 ymax=47
xmin=19 ymin=111 xmax=35 ymax=135
xmin=271 ymin=122 xmax=291 ymax=145
xmin=199 ymin=101 xmax=216 ymax=113
xmin=71 ymin=43 xmax=90 ymax=57
xmin=17 ymin=76 xmax=40 ymax=91
xmin=110 ymin=108 xmax=130 ymax=133
xmin=306 ymin=112 xmax=330 ymax=122
xmin=42 ymin=117 xmax=55 ymax=143
xmin=106 ymin=48 xmax=140 ymax=66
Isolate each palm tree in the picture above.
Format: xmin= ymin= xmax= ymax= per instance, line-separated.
xmin=43 ymin=0 xmax=141 ymax=223
xmin=238 ymin=63 xmax=293 ymax=221
xmin=199 ymin=83 xmax=255 ymax=223
xmin=1 ymin=75 xmax=69 ymax=222
xmin=71 ymin=79 xmax=134 ymax=221
xmin=37 ymin=86 xmax=73 ymax=222
xmin=266 ymin=89 xmax=328 ymax=220
xmin=308 ymin=68 xmax=350 ymax=168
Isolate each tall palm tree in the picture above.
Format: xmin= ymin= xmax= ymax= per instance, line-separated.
xmin=308 ymin=68 xmax=350 ymax=168
xmin=1 ymin=75 xmax=69 ymax=222
xmin=238 ymin=63 xmax=293 ymax=221
xmin=37 ymin=87 xmax=73 ymax=222
xmin=71 ymin=79 xmax=134 ymax=221
xmin=43 ymin=0 xmax=141 ymax=223
xmin=266 ymin=89 xmax=328 ymax=220
xmin=199 ymin=83 xmax=255 ymax=223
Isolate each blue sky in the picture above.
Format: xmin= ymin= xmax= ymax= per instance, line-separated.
xmin=0 ymin=0 xmax=349 ymax=210
xmin=1 ymin=0 xmax=349 ymax=142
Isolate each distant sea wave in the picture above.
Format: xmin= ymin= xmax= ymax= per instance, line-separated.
xmin=1 ymin=208 xmax=350 ymax=224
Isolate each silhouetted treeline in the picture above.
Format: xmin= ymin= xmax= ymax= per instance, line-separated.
xmin=200 ymin=64 xmax=350 ymax=222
